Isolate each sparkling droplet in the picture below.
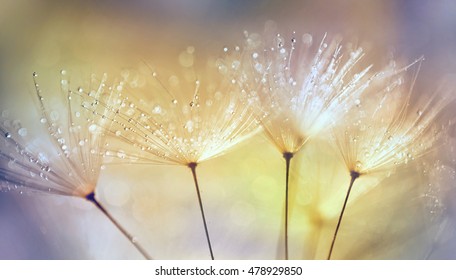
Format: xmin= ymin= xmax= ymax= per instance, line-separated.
xmin=32 ymin=72 xmax=38 ymax=77
xmin=252 ymin=52 xmax=259 ymax=59
xmin=152 ymin=105 xmax=162 ymax=114
xmin=117 ymin=150 xmax=126 ymax=159
xmin=171 ymin=99 xmax=178 ymax=104
xmin=88 ymin=124 xmax=97 ymax=132
xmin=5 ymin=132 xmax=11 ymax=138
xmin=60 ymin=69 xmax=67 ymax=75
xmin=18 ymin=128 xmax=27 ymax=137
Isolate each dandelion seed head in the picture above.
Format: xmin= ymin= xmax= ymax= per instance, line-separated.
xmin=235 ymin=23 xmax=374 ymax=154
xmin=1 ymin=72 xmax=117 ymax=197
xmin=333 ymin=63 xmax=454 ymax=176
xmin=83 ymin=50 xmax=260 ymax=166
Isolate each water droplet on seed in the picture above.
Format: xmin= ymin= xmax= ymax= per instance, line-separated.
xmin=18 ymin=128 xmax=27 ymax=137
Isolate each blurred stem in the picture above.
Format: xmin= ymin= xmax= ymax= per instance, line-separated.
xmin=85 ymin=192 xmax=152 ymax=260
xmin=188 ymin=162 xmax=214 ymax=260
xmin=283 ymin=152 xmax=294 ymax=260
xmin=327 ymin=171 xmax=360 ymax=260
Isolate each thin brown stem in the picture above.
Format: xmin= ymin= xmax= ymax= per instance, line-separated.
xmin=327 ymin=171 xmax=360 ymax=260
xmin=188 ymin=162 xmax=214 ymax=260
xmin=283 ymin=152 xmax=293 ymax=260
xmin=85 ymin=192 xmax=152 ymax=260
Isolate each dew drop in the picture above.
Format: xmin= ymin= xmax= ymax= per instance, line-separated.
xmin=152 ymin=105 xmax=162 ymax=114
xmin=88 ymin=124 xmax=97 ymax=132
xmin=171 ymin=99 xmax=178 ymax=104
xmin=18 ymin=128 xmax=27 ymax=137
xmin=252 ymin=52 xmax=259 ymax=59
xmin=354 ymin=99 xmax=361 ymax=106
xmin=32 ymin=72 xmax=38 ymax=77
xmin=117 ymin=150 xmax=126 ymax=159
xmin=417 ymin=110 xmax=423 ymax=116
xmin=184 ymin=120 xmax=194 ymax=133
xmin=79 ymin=140 xmax=85 ymax=146
xmin=5 ymin=132 xmax=11 ymax=138
xmin=60 ymin=69 xmax=67 ymax=75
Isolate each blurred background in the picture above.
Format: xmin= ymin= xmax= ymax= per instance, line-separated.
xmin=1 ymin=0 xmax=456 ymax=259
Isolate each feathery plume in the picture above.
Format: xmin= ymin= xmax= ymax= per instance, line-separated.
xmin=231 ymin=21 xmax=375 ymax=259
xmin=0 ymin=71 xmax=152 ymax=259
xmin=77 ymin=48 xmax=260 ymax=259
xmin=327 ymin=61 xmax=453 ymax=259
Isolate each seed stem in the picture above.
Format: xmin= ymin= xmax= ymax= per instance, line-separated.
xmin=188 ymin=162 xmax=214 ymax=260
xmin=85 ymin=192 xmax=152 ymax=260
xmin=283 ymin=152 xmax=294 ymax=260
xmin=327 ymin=171 xmax=360 ymax=260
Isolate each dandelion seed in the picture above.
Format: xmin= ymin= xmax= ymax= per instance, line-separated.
xmin=327 ymin=61 xmax=454 ymax=259
xmin=232 ymin=22 xmax=375 ymax=259
xmin=77 ymin=50 xmax=260 ymax=260
xmin=0 ymin=72 xmax=152 ymax=259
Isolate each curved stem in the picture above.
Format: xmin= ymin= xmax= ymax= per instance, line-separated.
xmin=283 ymin=152 xmax=293 ymax=260
xmin=85 ymin=192 xmax=152 ymax=260
xmin=327 ymin=171 xmax=359 ymax=260
xmin=188 ymin=162 xmax=214 ymax=260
